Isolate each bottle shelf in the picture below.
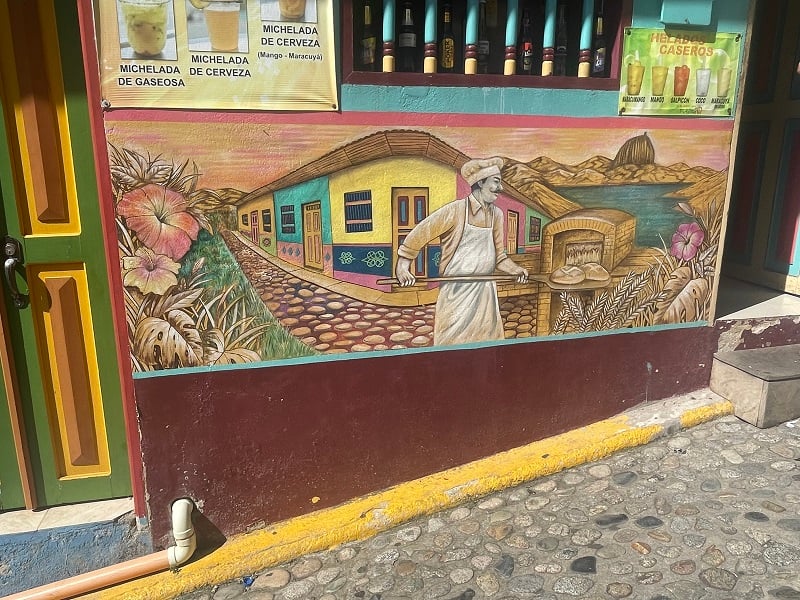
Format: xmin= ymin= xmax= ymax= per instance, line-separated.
xmin=344 ymin=0 xmax=631 ymax=87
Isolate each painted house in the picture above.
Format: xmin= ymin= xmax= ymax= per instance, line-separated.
xmin=235 ymin=130 xmax=569 ymax=297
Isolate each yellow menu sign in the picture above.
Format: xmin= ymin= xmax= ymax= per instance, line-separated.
xmin=619 ymin=28 xmax=742 ymax=117
xmin=97 ymin=0 xmax=338 ymax=111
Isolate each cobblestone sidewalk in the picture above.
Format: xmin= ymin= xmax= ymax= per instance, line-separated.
xmin=179 ymin=415 xmax=800 ymax=600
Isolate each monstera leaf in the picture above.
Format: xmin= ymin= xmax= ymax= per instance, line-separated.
xmin=654 ymin=266 xmax=710 ymax=324
xmin=202 ymin=328 xmax=260 ymax=366
xmin=133 ymin=310 xmax=203 ymax=369
xmin=215 ymin=348 xmax=261 ymax=365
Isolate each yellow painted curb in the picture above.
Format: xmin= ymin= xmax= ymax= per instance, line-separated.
xmin=88 ymin=400 xmax=732 ymax=600
xmin=680 ymin=399 xmax=734 ymax=428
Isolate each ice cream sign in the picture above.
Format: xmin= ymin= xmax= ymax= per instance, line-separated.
xmin=619 ymin=28 xmax=742 ymax=117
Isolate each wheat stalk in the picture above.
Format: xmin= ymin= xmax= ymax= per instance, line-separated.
xmin=564 ymin=293 xmax=587 ymax=331
xmin=583 ymin=291 xmax=610 ymax=330
xmin=597 ymin=273 xmax=637 ymax=330
xmin=552 ymin=297 xmax=572 ymax=334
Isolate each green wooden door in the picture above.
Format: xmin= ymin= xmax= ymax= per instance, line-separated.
xmin=0 ymin=0 xmax=131 ymax=510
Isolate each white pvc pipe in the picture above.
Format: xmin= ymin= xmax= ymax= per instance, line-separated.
xmin=4 ymin=498 xmax=197 ymax=600
xmin=167 ymin=498 xmax=197 ymax=568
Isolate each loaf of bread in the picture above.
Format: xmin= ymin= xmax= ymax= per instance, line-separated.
xmin=550 ymin=265 xmax=586 ymax=285
xmin=581 ymin=262 xmax=610 ymax=281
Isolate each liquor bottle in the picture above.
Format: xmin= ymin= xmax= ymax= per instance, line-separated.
xmin=398 ymin=1 xmax=417 ymax=72
xmin=518 ymin=9 xmax=534 ymax=75
xmin=486 ymin=0 xmax=498 ymax=27
xmin=554 ymin=1 xmax=568 ymax=76
xmin=360 ymin=1 xmax=378 ymax=71
xmin=591 ymin=0 xmax=607 ymax=77
xmin=477 ymin=0 xmax=490 ymax=74
xmin=439 ymin=3 xmax=456 ymax=73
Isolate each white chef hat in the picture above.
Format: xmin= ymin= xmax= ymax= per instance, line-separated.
xmin=461 ymin=157 xmax=504 ymax=186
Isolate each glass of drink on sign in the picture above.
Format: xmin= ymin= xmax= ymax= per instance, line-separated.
xmin=627 ymin=62 xmax=645 ymax=95
xmin=717 ymin=67 xmax=732 ymax=97
xmin=625 ymin=50 xmax=645 ymax=95
xmin=205 ymin=1 xmax=240 ymax=51
xmin=673 ymin=64 xmax=690 ymax=96
xmin=120 ymin=0 xmax=172 ymax=57
xmin=279 ymin=0 xmax=305 ymax=21
xmin=696 ymin=59 xmax=711 ymax=97
xmin=651 ymin=65 xmax=668 ymax=96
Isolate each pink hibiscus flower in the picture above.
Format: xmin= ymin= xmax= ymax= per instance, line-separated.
xmin=122 ymin=247 xmax=181 ymax=295
xmin=117 ymin=184 xmax=200 ymax=260
xmin=670 ymin=222 xmax=705 ymax=261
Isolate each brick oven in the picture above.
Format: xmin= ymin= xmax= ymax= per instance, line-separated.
xmin=541 ymin=208 xmax=636 ymax=275
xmin=535 ymin=208 xmax=637 ymax=334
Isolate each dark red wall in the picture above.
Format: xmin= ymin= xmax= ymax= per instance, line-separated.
xmin=716 ymin=316 xmax=800 ymax=350
xmin=136 ymin=325 xmax=718 ymax=545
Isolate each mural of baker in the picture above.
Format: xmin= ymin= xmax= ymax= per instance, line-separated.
xmin=395 ymin=157 xmax=529 ymax=345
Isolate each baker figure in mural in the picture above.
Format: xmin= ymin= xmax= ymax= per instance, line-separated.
xmin=395 ymin=157 xmax=528 ymax=346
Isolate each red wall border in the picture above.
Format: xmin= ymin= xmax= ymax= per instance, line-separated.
xmin=76 ymin=0 xmax=146 ymax=517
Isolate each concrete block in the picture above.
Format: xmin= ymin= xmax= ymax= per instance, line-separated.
xmin=710 ymin=344 xmax=800 ymax=428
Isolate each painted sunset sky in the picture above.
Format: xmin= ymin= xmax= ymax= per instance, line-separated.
xmin=104 ymin=113 xmax=733 ymax=192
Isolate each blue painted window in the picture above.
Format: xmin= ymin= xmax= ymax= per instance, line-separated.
xmin=398 ymin=196 xmax=409 ymax=226
xmin=414 ymin=196 xmax=427 ymax=222
xmin=280 ymin=205 xmax=296 ymax=234
xmin=262 ymin=209 xmax=272 ymax=232
xmin=241 ymin=213 xmax=249 ymax=226
xmin=529 ymin=216 xmax=541 ymax=242
xmin=415 ymin=250 xmax=426 ymax=275
xmin=344 ymin=190 xmax=373 ymax=232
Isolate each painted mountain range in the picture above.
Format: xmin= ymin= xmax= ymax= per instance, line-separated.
xmin=501 ymin=132 xmax=720 ymax=189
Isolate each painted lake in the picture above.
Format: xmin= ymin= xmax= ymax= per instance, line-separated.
xmin=556 ymin=183 xmax=691 ymax=248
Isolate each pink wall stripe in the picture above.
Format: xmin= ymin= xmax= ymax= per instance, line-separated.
xmin=104 ymin=110 xmax=734 ymax=132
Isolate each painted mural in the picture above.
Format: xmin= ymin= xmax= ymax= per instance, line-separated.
xmin=106 ymin=117 xmax=731 ymax=372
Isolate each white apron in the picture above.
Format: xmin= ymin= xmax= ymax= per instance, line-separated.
xmin=434 ymin=200 xmax=503 ymax=345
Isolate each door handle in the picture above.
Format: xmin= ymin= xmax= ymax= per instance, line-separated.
xmin=3 ymin=236 xmax=28 ymax=309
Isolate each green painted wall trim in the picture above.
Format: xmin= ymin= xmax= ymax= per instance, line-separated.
xmin=0 ymin=2 xmax=131 ymax=507
xmin=52 ymin=2 xmax=131 ymax=502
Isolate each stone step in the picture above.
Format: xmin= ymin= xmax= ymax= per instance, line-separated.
xmin=710 ymin=343 xmax=800 ymax=428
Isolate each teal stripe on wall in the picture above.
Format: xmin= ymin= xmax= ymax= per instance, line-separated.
xmin=341 ymin=86 xmax=620 ymax=116
xmin=632 ymin=0 xmax=750 ymax=33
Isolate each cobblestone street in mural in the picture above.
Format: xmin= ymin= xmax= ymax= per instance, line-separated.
xmin=226 ymin=232 xmax=539 ymax=353
xmin=108 ymin=121 xmax=730 ymax=372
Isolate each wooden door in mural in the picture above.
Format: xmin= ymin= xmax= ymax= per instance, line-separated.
xmin=302 ymin=201 xmax=323 ymax=270
xmin=724 ymin=0 xmax=800 ymax=293
xmin=0 ymin=1 xmax=130 ymax=510
xmin=250 ymin=210 xmax=259 ymax=244
xmin=506 ymin=210 xmax=519 ymax=255
xmin=393 ymin=188 xmax=429 ymax=278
